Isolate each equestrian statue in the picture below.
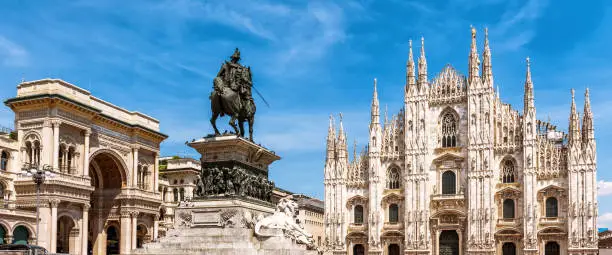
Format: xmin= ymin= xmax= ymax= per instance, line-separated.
xmin=210 ymin=48 xmax=256 ymax=141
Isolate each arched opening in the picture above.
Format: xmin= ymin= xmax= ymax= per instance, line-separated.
xmin=0 ymin=182 xmax=6 ymax=208
xmin=88 ymin=151 xmax=126 ymax=255
xmin=387 ymin=167 xmax=401 ymax=189
xmin=57 ymin=215 xmax=77 ymax=254
xmin=173 ymin=188 xmax=179 ymax=202
xmin=441 ymin=112 xmax=457 ymax=147
xmin=388 ymin=204 xmax=399 ymax=223
xmin=388 ymin=243 xmax=400 ymax=255
xmin=501 ymin=159 xmax=516 ymax=183
xmin=439 ymin=230 xmax=459 ymax=255
xmin=106 ymin=225 xmax=119 ymax=255
xmin=442 ymin=171 xmax=456 ymax=195
xmin=354 ymin=205 xmax=364 ymax=224
xmin=12 ymin=225 xmax=30 ymax=244
xmin=353 ymin=244 xmax=365 ymax=255
xmin=0 ymin=225 xmax=6 ymax=244
xmin=180 ymin=188 xmax=185 ymax=201
xmin=136 ymin=224 xmax=148 ymax=248
xmin=546 ymin=197 xmax=558 ymax=217
xmin=0 ymin=151 xmax=8 ymax=171
xmin=503 ymin=199 xmax=515 ymax=219
xmin=545 ymin=241 xmax=560 ymax=255
xmin=502 ymin=242 xmax=516 ymax=255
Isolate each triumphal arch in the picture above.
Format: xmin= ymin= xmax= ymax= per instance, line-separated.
xmin=3 ymin=79 xmax=167 ymax=254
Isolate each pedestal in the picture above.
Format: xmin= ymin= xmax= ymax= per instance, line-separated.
xmin=188 ymin=135 xmax=280 ymax=202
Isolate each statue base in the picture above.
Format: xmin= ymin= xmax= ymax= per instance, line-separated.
xmin=188 ymin=135 xmax=280 ymax=202
xmin=136 ymin=188 xmax=317 ymax=255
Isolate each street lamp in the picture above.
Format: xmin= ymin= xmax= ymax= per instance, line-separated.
xmin=21 ymin=163 xmax=55 ymax=245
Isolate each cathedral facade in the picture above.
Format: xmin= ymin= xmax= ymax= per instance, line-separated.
xmin=323 ymin=28 xmax=598 ymax=255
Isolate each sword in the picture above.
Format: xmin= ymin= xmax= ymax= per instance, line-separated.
xmin=252 ymin=85 xmax=270 ymax=108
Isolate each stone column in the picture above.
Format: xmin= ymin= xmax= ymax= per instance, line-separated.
xmin=81 ymin=204 xmax=89 ymax=255
xmin=153 ymin=214 xmax=159 ymax=241
xmin=120 ymin=211 xmax=132 ymax=255
xmin=42 ymin=120 xmax=53 ymax=166
xmin=83 ymin=130 xmax=91 ymax=176
xmin=131 ymin=211 xmax=138 ymax=250
xmin=153 ymin=153 xmax=159 ymax=193
xmin=50 ymin=199 xmax=60 ymax=253
xmin=132 ymin=146 xmax=139 ymax=187
xmin=52 ymin=120 xmax=61 ymax=170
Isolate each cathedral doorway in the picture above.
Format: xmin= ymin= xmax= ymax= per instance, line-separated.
xmin=439 ymin=230 xmax=459 ymax=255
xmin=544 ymin=241 xmax=560 ymax=255
xmin=353 ymin=244 xmax=365 ymax=255
xmin=502 ymin=242 xmax=516 ymax=255
xmin=388 ymin=243 xmax=400 ymax=255
xmin=88 ymin=151 xmax=127 ymax=255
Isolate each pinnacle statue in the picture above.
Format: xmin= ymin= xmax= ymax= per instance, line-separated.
xmin=210 ymin=48 xmax=256 ymax=141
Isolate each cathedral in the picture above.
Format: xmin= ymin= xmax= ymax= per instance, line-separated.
xmin=323 ymin=28 xmax=598 ymax=255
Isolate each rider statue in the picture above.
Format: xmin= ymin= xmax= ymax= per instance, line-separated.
xmin=210 ymin=48 xmax=256 ymax=140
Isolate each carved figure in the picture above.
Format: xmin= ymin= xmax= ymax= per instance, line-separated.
xmin=254 ymin=195 xmax=315 ymax=247
xmin=210 ymin=48 xmax=256 ymax=141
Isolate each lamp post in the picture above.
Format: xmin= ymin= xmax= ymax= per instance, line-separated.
xmin=21 ymin=163 xmax=55 ymax=245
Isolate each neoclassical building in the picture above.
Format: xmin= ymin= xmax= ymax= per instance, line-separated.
xmin=0 ymin=79 xmax=167 ymax=254
xmin=323 ymin=28 xmax=598 ymax=255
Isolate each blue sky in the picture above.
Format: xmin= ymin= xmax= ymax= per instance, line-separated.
xmin=1 ymin=0 xmax=612 ymax=226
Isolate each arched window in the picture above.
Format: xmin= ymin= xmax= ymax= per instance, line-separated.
xmin=501 ymin=159 xmax=516 ymax=183
xmin=173 ymin=188 xmax=179 ymax=202
xmin=441 ymin=112 xmax=457 ymax=147
xmin=0 ymin=151 xmax=8 ymax=171
xmin=546 ymin=197 xmax=558 ymax=217
xmin=502 ymin=242 xmax=516 ymax=255
xmin=442 ymin=171 xmax=456 ymax=195
xmin=354 ymin=205 xmax=364 ymax=224
xmin=545 ymin=241 xmax=560 ymax=255
xmin=0 ymin=182 xmax=5 ymax=208
xmin=387 ymin=167 xmax=400 ymax=189
xmin=180 ymin=188 xmax=185 ymax=201
xmin=503 ymin=199 xmax=515 ymax=219
xmin=388 ymin=204 xmax=399 ymax=223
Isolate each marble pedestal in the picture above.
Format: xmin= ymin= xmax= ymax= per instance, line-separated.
xmin=136 ymin=197 xmax=317 ymax=255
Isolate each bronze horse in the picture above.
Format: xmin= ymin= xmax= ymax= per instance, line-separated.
xmin=209 ymin=77 xmax=256 ymax=141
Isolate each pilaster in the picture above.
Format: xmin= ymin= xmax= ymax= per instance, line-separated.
xmin=51 ymin=120 xmax=61 ymax=171
xmin=83 ymin=129 xmax=91 ymax=176
xmin=120 ymin=210 xmax=132 ymax=254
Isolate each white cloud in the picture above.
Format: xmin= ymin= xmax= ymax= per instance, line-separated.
xmin=599 ymin=180 xmax=612 ymax=196
xmin=599 ymin=212 xmax=612 ymax=228
xmin=0 ymin=36 xmax=28 ymax=67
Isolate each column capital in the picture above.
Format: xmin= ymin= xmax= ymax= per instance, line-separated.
xmin=50 ymin=199 xmax=61 ymax=208
xmin=120 ymin=210 xmax=132 ymax=218
xmin=43 ymin=120 xmax=53 ymax=127
xmin=132 ymin=145 xmax=141 ymax=151
xmin=51 ymin=119 xmax=62 ymax=127
xmin=84 ymin=129 xmax=92 ymax=136
xmin=82 ymin=203 xmax=91 ymax=211
xmin=130 ymin=211 xmax=140 ymax=218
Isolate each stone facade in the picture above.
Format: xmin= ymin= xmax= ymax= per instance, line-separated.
xmin=323 ymin=28 xmax=598 ymax=255
xmin=0 ymin=79 xmax=167 ymax=255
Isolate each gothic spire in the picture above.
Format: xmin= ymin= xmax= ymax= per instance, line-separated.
xmin=568 ymin=89 xmax=581 ymax=145
xmin=337 ymin=112 xmax=349 ymax=161
xmin=325 ymin=114 xmax=336 ymax=162
xmin=582 ymin=88 xmax=594 ymax=143
xmin=469 ymin=26 xmax=480 ymax=81
xmin=352 ymin=139 xmax=357 ymax=162
xmin=418 ymin=37 xmax=427 ymax=87
xmin=371 ymin=78 xmax=380 ymax=126
xmin=406 ymin=39 xmax=416 ymax=90
xmin=482 ymin=27 xmax=493 ymax=87
xmin=523 ymin=57 xmax=534 ymax=113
